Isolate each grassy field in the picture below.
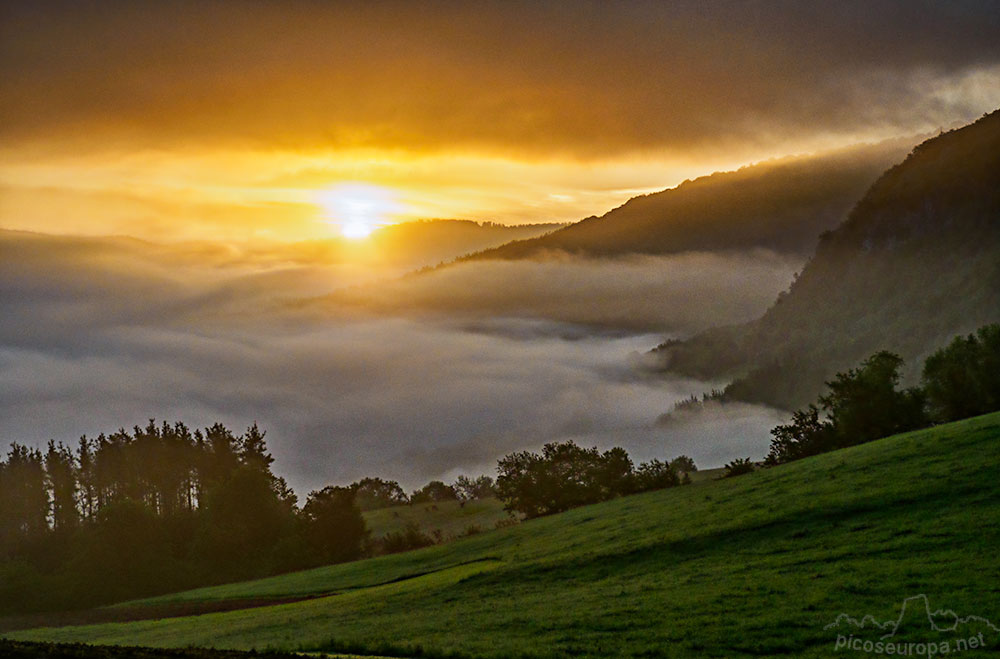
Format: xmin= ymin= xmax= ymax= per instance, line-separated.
xmin=364 ymin=498 xmax=517 ymax=542
xmin=362 ymin=471 xmax=717 ymax=544
xmin=6 ymin=413 xmax=1000 ymax=657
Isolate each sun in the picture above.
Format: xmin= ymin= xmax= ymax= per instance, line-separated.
xmin=317 ymin=183 xmax=401 ymax=239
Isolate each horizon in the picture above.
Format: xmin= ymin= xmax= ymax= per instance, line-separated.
xmin=3 ymin=2 xmax=1000 ymax=242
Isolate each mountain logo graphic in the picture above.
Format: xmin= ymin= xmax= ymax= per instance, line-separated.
xmin=826 ymin=594 xmax=1000 ymax=641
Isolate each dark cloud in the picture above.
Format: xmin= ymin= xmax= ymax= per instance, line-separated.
xmin=0 ymin=231 xmax=788 ymax=494
xmin=2 ymin=1 xmax=998 ymax=158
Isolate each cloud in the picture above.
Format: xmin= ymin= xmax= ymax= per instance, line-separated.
xmin=0 ymin=231 xmax=789 ymax=495
xmin=315 ymin=250 xmax=801 ymax=333
xmin=2 ymin=2 xmax=999 ymax=159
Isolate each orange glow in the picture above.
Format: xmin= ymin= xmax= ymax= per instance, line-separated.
xmin=0 ymin=145 xmax=734 ymax=243
xmin=317 ymin=183 xmax=404 ymax=240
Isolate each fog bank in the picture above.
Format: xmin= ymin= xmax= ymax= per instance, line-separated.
xmin=1 ymin=232 xmax=789 ymax=494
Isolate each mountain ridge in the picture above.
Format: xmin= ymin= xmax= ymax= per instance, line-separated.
xmin=457 ymin=138 xmax=916 ymax=262
xmin=655 ymin=110 xmax=1000 ymax=410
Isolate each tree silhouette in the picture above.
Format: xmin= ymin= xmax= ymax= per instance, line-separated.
xmin=302 ymin=486 xmax=367 ymax=563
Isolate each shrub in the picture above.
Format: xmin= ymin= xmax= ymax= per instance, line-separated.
xmin=375 ymin=522 xmax=435 ymax=555
xmin=496 ymin=441 xmax=688 ymax=518
xmin=722 ymin=458 xmax=756 ymax=478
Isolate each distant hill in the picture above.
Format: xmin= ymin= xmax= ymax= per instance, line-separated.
xmin=460 ymin=139 xmax=914 ymax=261
xmin=0 ymin=219 xmax=565 ymax=277
xmin=281 ymin=219 xmax=565 ymax=269
xmin=364 ymin=219 xmax=564 ymax=268
xmin=655 ymin=110 xmax=1000 ymax=410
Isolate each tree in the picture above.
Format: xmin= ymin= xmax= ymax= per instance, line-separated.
xmin=820 ymin=351 xmax=926 ymax=446
xmin=238 ymin=422 xmax=273 ymax=472
xmin=410 ymin=480 xmax=459 ymax=504
xmin=2 ymin=444 xmax=48 ymax=543
xmin=765 ymin=404 xmax=835 ymax=465
xmin=495 ymin=450 xmax=547 ymax=518
xmin=495 ymin=441 xmax=638 ymax=518
xmin=200 ymin=422 xmax=241 ymax=488
xmin=76 ymin=436 xmax=96 ymax=520
xmin=44 ymin=441 xmax=77 ymax=532
xmin=453 ymin=474 xmax=496 ymax=501
xmin=350 ymin=477 xmax=408 ymax=510
xmin=596 ymin=447 xmax=635 ymax=497
xmin=922 ymin=324 xmax=1000 ymax=422
xmin=82 ymin=499 xmax=167 ymax=601
xmin=196 ymin=465 xmax=295 ymax=577
xmin=302 ymin=486 xmax=368 ymax=564
xmin=669 ymin=455 xmax=697 ymax=473
xmin=766 ymin=351 xmax=928 ymax=465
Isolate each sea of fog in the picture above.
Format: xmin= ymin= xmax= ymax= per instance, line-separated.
xmin=1 ymin=231 xmax=793 ymax=495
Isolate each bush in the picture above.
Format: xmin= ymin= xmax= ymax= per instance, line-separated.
xmin=375 ymin=522 xmax=436 ymax=555
xmin=722 ymin=458 xmax=756 ymax=478
xmin=633 ymin=459 xmax=679 ymax=491
xmin=496 ymin=441 xmax=689 ymax=518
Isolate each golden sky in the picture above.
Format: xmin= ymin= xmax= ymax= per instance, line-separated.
xmin=2 ymin=1 xmax=999 ymax=242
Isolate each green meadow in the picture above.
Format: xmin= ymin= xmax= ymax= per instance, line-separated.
xmin=7 ymin=413 xmax=1000 ymax=657
xmin=363 ymin=498 xmax=516 ymax=542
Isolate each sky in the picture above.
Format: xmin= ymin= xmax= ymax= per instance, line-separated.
xmin=2 ymin=1 xmax=1000 ymax=241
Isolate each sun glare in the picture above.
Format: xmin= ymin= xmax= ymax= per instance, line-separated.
xmin=317 ymin=183 xmax=402 ymax=240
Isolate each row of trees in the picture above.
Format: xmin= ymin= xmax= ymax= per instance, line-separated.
xmin=347 ymin=474 xmax=496 ymax=510
xmin=0 ymin=418 xmax=509 ymax=616
xmin=0 ymin=422 xmax=367 ymax=615
xmin=495 ymin=442 xmax=696 ymax=518
xmin=766 ymin=324 xmax=1000 ymax=464
xmin=1 ymin=421 xmax=293 ymax=549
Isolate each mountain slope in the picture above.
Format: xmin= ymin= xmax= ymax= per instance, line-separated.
xmin=461 ymin=139 xmax=913 ymax=261
xmin=8 ymin=413 xmax=1000 ymax=657
xmin=656 ymin=110 xmax=1000 ymax=410
xmin=365 ymin=219 xmax=563 ymax=268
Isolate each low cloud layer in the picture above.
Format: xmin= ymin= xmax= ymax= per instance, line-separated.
xmin=1 ymin=232 xmax=790 ymax=494
xmin=318 ymin=250 xmax=801 ymax=334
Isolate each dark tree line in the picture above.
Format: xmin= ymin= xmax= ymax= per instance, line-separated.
xmin=347 ymin=474 xmax=496 ymax=511
xmin=0 ymin=421 xmax=365 ymax=616
xmin=0 ymin=420 xmax=510 ymax=616
xmin=766 ymin=323 xmax=1000 ymax=465
xmin=495 ymin=442 xmax=696 ymax=518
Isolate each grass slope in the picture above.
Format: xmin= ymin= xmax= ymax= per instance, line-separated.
xmin=7 ymin=414 xmax=1000 ymax=657
xmin=364 ymin=499 xmax=516 ymax=542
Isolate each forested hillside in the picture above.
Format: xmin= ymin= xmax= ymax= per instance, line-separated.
xmin=461 ymin=139 xmax=911 ymax=261
xmin=656 ymin=110 xmax=1000 ymax=409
